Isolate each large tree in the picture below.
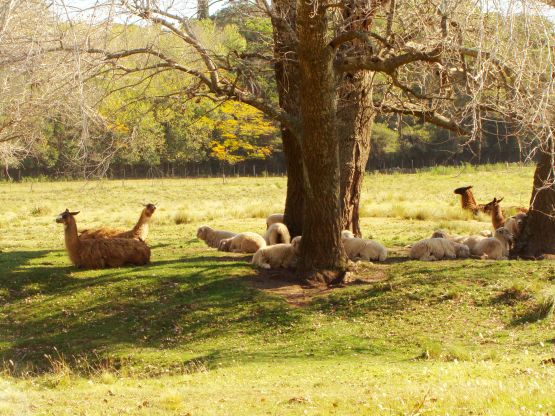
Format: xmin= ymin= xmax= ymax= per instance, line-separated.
xmin=51 ymin=0 xmax=554 ymax=280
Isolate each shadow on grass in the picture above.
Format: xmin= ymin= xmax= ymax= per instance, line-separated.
xmin=0 ymin=249 xmax=305 ymax=375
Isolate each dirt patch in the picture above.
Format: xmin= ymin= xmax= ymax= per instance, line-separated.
xmin=248 ymin=262 xmax=388 ymax=307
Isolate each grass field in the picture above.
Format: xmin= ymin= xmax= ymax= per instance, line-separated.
xmin=1 ymin=164 xmax=554 ymax=415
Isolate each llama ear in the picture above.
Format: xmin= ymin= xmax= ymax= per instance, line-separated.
xmin=498 ymin=197 xmax=504 ymax=203
xmin=69 ymin=211 xmax=80 ymax=216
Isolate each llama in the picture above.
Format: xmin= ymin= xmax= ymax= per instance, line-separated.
xmin=56 ymin=209 xmax=150 ymax=268
xmin=454 ymin=186 xmax=487 ymax=214
xmin=79 ymin=203 xmax=156 ymax=242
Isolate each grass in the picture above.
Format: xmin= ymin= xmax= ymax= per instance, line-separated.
xmin=0 ymin=164 xmax=554 ymax=415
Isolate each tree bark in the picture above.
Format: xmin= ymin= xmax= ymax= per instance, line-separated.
xmin=338 ymin=71 xmax=374 ymax=237
xmin=512 ymin=142 xmax=555 ymax=258
xmin=296 ymin=0 xmax=347 ymax=283
xmin=272 ymin=0 xmax=304 ymax=237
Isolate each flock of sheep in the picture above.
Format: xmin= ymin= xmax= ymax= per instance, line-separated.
xmin=54 ymin=184 xmax=527 ymax=270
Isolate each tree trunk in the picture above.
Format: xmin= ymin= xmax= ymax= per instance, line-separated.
xmin=512 ymin=143 xmax=555 ymax=258
xmin=272 ymin=0 xmax=304 ymax=237
xmin=197 ymin=0 xmax=208 ymax=19
xmin=338 ymin=71 xmax=374 ymax=237
xmin=296 ymin=0 xmax=347 ymax=283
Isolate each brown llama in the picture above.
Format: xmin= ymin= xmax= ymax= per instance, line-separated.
xmin=79 ymin=204 xmax=156 ymax=242
xmin=453 ymin=186 xmax=487 ymax=214
xmin=484 ymin=197 xmax=527 ymax=237
xmin=56 ymin=209 xmax=151 ymax=268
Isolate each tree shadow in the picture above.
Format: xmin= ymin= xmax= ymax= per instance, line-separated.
xmin=0 ymin=250 xmax=306 ymax=375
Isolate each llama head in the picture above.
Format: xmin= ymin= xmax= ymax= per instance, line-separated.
xmin=55 ymin=209 xmax=80 ymax=226
xmin=483 ymin=197 xmax=504 ymax=212
xmin=143 ymin=203 xmax=157 ymax=217
xmin=453 ymin=186 xmax=473 ymax=195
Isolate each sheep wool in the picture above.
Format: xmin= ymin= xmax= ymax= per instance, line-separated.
xmin=342 ymin=237 xmax=387 ymax=262
xmin=410 ymin=238 xmax=469 ymax=261
xmin=264 ymin=223 xmax=291 ymax=245
xmin=219 ymin=232 xmax=266 ymax=253
xmin=196 ymin=225 xmax=237 ymax=248
xmin=471 ymin=227 xmax=513 ymax=260
xmin=266 ymin=213 xmax=284 ymax=229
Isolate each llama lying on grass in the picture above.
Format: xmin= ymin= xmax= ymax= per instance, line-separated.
xmin=251 ymin=236 xmax=302 ymax=269
xmin=218 ymin=232 xmax=266 ymax=253
xmin=266 ymin=213 xmax=284 ymax=229
xmin=454 ymin=186 xmax=487 ymax=214
xmin=264 ymin=223 xmax=291 ymax=245
xmin=79 ymin=204 xmax=156 ymax=242
xmin=56 ymin=209 xmax=150 ymax=268
xmin=410 ymin=238 xmax=470 ymax=261
xmin=471 ymin=227 xmax=513 ymax=260
xmin=196 ymin=225 xmax=236 ymax=248
xmin=341 ymin=234 xmax=388 ymax=262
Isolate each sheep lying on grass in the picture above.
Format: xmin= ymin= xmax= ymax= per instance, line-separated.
xmin=341 ymin=234 xmax=387 ymax=262
xmin=266 ymin=213 xmax=284 ymax=229
xmin=218 ymin=232 xmax=266 ymax=253
xmin=264 ymin=223 xmax=291 ymax=245
xmin=197 ymin=225 xmax=236 ymax=248
xmin=471 ymin=227 xmax=513 ymax=260
xmin=251 ymin=236 xmax=302 ymax=269
xmin=56 ymin=209 xmax=150 ymax=269
xmin=410 ymin=238 xmax=470 ymax=261
xmin=431 ymin=229 xmax=489 ymax=252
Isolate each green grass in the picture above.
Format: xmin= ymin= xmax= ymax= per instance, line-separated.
xmin=1 ymin=164 xmax=554 ymax=415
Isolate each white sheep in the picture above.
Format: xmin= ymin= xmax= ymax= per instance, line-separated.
xmin=264 ymin=222 xmax=291 ymax=245
xmin=431 ymin=229 xmax=490 ymax=252
xmin=266 ymin=213 xmax=284 ymax=229
xmin=341 ymin=230 xmax=355 ymax=239
xmin=410 ymin=238 xmax=470 ymax=261
xmin=471 ymin=227 xmax=513 ymax=260
xmin=503 ymin=213 xmax=526 ymax=238
xmin=218 ymin=232 xmax=266 ymax=253
xmin=251 ymin=237 xmax=302 ymax=269
xmin=196 ymin=225 xmax=236 ymax=248
xmin=342 ymin=237 xmax=388 ymax=262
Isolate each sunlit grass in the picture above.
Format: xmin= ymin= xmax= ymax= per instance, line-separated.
xmin=0 ymin=164 xmax=554 ymax=415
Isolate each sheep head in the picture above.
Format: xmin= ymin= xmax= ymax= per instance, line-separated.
xmin=494 ymin=227 xmax=513 ymax=243
xmin=218 ymin=238 xmax=232 ymax=252
xmin=196 ymin=225 xmax=210 ymax=240
xmin=454 ymin=243 xmax=470 ymax=258
xmin=431 ymin=229 xmax=449 ymax=239
xmin=291 ymin=236 xmax=302 ymax=254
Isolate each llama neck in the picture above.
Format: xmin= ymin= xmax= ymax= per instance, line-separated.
xmin=492 ymin=206 xmax=505 ymax=229
xmin=461 ymin=191 xmax=477 ymax=209
xmin=64 ymin=218 xmax=82 ymax=263
xmin=131 ymin=210 xmax=150 ymax=239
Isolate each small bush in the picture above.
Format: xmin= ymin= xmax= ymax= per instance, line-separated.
xmin=174 ymin=209 xmax=194 ymax=225
xmin=30 ymin=206 xmax=50 ymax=216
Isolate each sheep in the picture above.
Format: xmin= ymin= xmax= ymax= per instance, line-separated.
xmin=264 ymin=222 xmax=291 ymax=245
xmin=251 ymin=237 xmax=302 ymax=269
xmin=471 ymin=227 xmax=513 ymax=260
xmin=431 ymin=229 xmax=490 ymax=252
xmin=341 ymin=230 xmax=355 ymax=239
xmin=503 ymin=212 xmax=526 ymax=238
xmin=342 ymin=236 xmax=388 ymax=262
xmin=56 ymin=209 xmax=150 ymax=269
xmin=454 ymin=186 xmax=487 ymax=214
xmin=410 ymin=238 xmax=470 ymax=261
xmin=266 ymin=213 xmax=284 ymax=229
xmin=196 ymin=225 xmax=237 ymax=248
xmin=79 ymin=204 xmax=157 ymax=242
xmin=218 ymin=232 xmax=266 ymax=253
